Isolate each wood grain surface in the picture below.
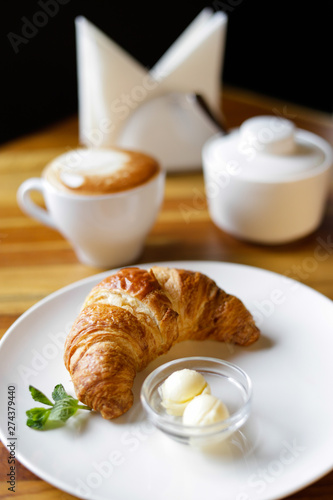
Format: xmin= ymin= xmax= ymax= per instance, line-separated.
xmin=0 ymin=87 xmax=332 ymax=499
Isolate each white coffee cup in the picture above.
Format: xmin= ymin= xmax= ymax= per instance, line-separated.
xmin=17 ymin=148 xmax=165 ymax=267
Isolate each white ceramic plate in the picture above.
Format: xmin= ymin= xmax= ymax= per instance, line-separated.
xmin=1 ymin=261 xmax=333 ymax=500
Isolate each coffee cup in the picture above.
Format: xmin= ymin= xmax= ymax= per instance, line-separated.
xmin=17 ymin=148 xmax=165 ymax=267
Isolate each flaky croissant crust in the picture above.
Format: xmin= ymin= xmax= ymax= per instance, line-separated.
xmin=64 ymin=266 xmax=260 ymax=419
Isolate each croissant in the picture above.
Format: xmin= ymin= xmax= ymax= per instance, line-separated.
xmin=64 ymin=266 xmax=259 ymax=419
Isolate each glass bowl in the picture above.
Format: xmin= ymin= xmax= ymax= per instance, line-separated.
xmin=140 ymin=356 xmax=252 ymax=447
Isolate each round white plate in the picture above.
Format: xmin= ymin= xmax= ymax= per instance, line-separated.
xmin=1 ymin=261 xmax=333 ymax=500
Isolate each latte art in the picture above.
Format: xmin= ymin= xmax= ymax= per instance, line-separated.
xmin=43 ymin=148 xmax=160 ymax=195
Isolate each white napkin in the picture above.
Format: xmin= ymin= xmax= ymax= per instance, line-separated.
xmin=75 ymin=15 xmax=148 ymax=147
xmin=75 ymin=9 xmax=228 ymax=170
xmin=150 ymin=8 xmax=227 ymax=116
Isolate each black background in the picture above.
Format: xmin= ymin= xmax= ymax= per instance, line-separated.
xmin=1 ymin=0 xmax=332 ymax=145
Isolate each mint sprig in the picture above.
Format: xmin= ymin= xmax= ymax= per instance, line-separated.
xmin=26 ymin=384 xmax=91 ymax=430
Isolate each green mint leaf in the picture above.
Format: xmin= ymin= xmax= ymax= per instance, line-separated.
xmin=52 ymin=384 xmax=74 ymax=402
xmin=29 ymin=386 xmax=54 ymax=406
xmin=26 ymin=407 xmax=48 ymax=420
xmin=26 ymin=407 xmax=51 ymax=429
xmin=49 ymin=399 xmax=79 ymax=423
xmin=27 ymin=384 xmax=91 ymax=430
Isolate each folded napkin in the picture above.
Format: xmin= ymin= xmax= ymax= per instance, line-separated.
xmin=76 ymin=8 xmax=228 ymax=171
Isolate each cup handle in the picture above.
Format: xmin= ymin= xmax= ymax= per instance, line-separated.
xmin=17 ymin=178 xmax=57 ymax=229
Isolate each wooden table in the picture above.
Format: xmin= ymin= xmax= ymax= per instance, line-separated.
xmin=0 ymin=87 xmax=332 ymax=499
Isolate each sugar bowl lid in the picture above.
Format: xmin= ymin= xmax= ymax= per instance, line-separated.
xmin=204 ymin=115 xmax=332 ymax=182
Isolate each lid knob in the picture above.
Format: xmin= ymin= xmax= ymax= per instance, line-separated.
xmin=239 ymin=116 xmax=295 ymax=155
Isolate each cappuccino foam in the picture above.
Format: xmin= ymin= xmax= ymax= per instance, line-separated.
xmin=43 ymin=148 xmax=160 ymax=195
